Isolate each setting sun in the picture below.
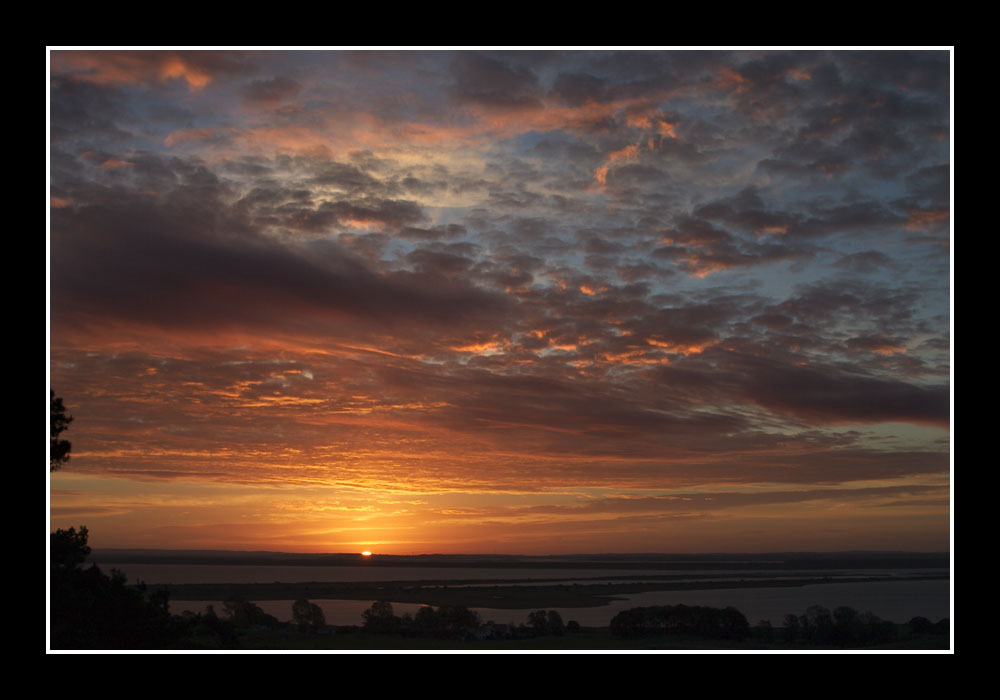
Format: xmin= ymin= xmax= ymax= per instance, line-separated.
xmin=47 ymin=48 xmax=951 ymax=653
xmin=49 ymin=49 xmax=950 ymax=558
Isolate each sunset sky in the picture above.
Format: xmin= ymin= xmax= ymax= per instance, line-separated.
xmin=48 ymin=49 xmax=951 ymax=555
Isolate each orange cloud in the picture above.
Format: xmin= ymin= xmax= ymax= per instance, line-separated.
xmin=143 ymin=86 xmax=685 ymax=168
xmin=600 ymin=349 xmax=670 ymax=366
xmin=626 ymin=113 xmax=654 ymax=129
xmin=51 ymin=51 xmax=221 ymax=90
xmin=646 ymin=339 xmax=716 ymax=356
xmin=100 ymin=158 xmax=133 ymax=170
xmin=906 ymin=208 xmax=950 ymax=229
xmin=681 ymin=256 xmax=731 ymax=278
xmin=870 ymin=345 xmax=908 ymax=356
xmin=754 ymin=225 xmax=787 ymax=236
xmin=609 ymin=143 xmax=641 ymax=162
xmin=593 ymin=165 xmax=610 ymax=187
xmin=594 ymin=142 xmax=642 ymax=186
xmin=476 ymin=96 xmax=646 ymax=135
xmin=715 ymin=66 xmax=750 ymax=94
xmin=624 ymin=106 xmax=678 ymax=139
xmin=452 ymin=341 xmax=507 ymax=354
xmin=158 ymin=55 xmax=212 ymax=89
xmin=657 ymin=120 xmax=677 ymax=139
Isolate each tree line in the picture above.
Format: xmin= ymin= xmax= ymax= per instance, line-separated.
xmin=357 ymin=600 xmax=581 ymax=640
xmin=608 ymin=602 xmax=949 ymax=646
xmin=609 ymin=604 xmax=750 ymax=640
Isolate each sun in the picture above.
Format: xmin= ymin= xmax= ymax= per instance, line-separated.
xmin=361 ymin=550 xmax=373 ymax=557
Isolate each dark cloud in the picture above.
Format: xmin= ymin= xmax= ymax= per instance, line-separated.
xmin=607 ymin=163 xmax=664 ymax=187
xmin=401 ymin=176 xmax=449 ymax=196
xmin=579 ymin=233 xmax=625 ymax=255
xmin=711 ymin=348 xmax=949 ymax=427
xmin=694 ymin=188 xmax=797 ymax=234
xmin=218 ymin=156 xmax=276 ymax=177
xmin=51 ymin=50 xmax=258 ymax=87
xmin=833 ymin=250 xmax=892 ymax=274
xmin=405 ymin=248 xmax=475 ymax=277
xmin=309 ymin=161 xmax=391 ymax=194
xmin=793 ymin=200 xmax=905 ymax=239
xmin=840 ymin=51 xmax=949 ymax=96
xmin=718 ymin=52 xmax=817 ymax=117
xmin=240 ymin=76 xmax=303 ymax=107
xmin=775 ymin=280 xmax=919 ymax=329
xmin=847 ymin=334 xmax=908 ymax=354
xmin=547 ymin=72 xmax=608 ymax=106
xmin=577 ymin=51 xmax=691 ymax=99
xmin=757 ymin=157 xmax=840 ymax=180
xmin=450 ymin=53 xmax=544 ymax=110
xmin=529 ymin=138 xmax=600 ymax=164
xmin=399 ymin=224 xmax=467 ymax=241
xmin=51 ymin=180 xmax=504 ymax=335
xmin=906 ymin=164 xmax=951 ymax=207
xmin=50 ymin=78 xmax=138 ymax=147
xmin=316 ymin=198 xmax=425 ymax=230
xmin=750 ymin=312 xmax=795 ymax=330
xmin=242 ymin=196 xmax=424 ymax=234
xmin=653 ymin=234 xmax=810 ymax=276
xmin=50 ymin=51 xmax=950 ymax=547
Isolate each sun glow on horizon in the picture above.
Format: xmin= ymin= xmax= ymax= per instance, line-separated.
xmin=48 ymin=49 xmax=951 ymax=557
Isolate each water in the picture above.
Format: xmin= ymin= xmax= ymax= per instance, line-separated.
xmin=95 ymin=563 xmax=673 ymax=585
xmin=114 ymin=562 xmax=949 ymax=627
xmin=173 ymin=578 xmax=950 ymax=627
xmin=530 ymin=578 xmax=952 ymax=627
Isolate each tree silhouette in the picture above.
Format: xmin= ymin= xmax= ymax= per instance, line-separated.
xmin=547 ymin=609 xmax=565 ymax=636
xmin=50 ymin=391 xmax=73 ymax=471
xmin=223 ymin=596 xmax=279 ymax=629
xmin=50 ymin=525 xmax=182 ymax=648
xmin=51 ymin=526 xmax=90 ymax=569
xmin=292 ymin=599 xmax=326 ymax=633
xmin=414 ymin=605 xmax=438 ymax=633
xmin=362 ymin=600 xmax=398 ymax=632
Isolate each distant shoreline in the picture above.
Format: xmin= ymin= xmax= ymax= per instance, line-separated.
xmin=91 ymin=550 xmax=950 ymax=571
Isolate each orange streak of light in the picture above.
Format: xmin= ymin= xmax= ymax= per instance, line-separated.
xmin=906 ymin=208 xmax=950 ymax=229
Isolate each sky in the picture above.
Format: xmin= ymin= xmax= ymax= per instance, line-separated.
xmin=48 ymin=49 xmax=951 ymax=555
